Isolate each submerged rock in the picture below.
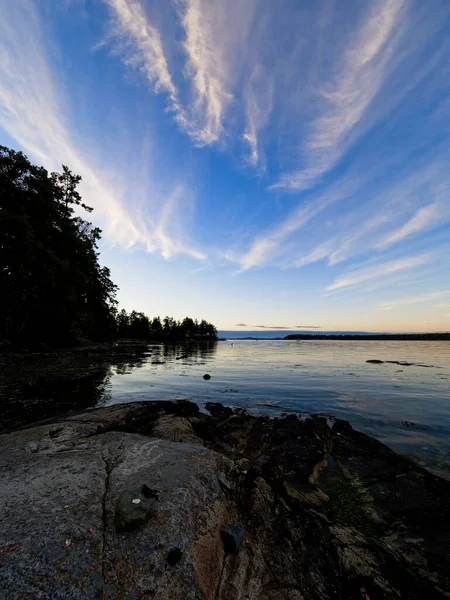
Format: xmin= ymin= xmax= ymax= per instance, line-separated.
xmin=0 ymin=400 xmax=449 ymax=599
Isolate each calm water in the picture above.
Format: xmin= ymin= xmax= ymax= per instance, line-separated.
xmin=2 ymin=340 xmax=449 ymax=477
xmin=100 ymin=340 xmax=450 ymax=477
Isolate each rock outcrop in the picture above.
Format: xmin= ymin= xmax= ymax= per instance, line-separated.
xmin=1 ymin=400 xmax=449 ymax=599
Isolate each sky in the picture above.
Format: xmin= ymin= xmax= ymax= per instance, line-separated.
xmin=1 ymin=0 xmax=450 ymax=332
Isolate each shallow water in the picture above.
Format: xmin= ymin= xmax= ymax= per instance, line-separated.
xmin=2 ymin=340 xmax=449 ymax=477
xmin=102 ymin=340 xmax=450 ymax=477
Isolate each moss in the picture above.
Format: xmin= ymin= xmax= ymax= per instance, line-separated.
xmin=408 ymin=471 xmax=426 ymax=484
xmin=322 ymin=474 xmax=380 ymax=537
xmin=283 ymin=481 xmax=329 ymax=507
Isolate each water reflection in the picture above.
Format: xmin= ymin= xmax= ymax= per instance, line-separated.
xmin=148 ymin=342 xmax=218 ymax=362
xmin=0 ymin=350 xmax=148 ymax=431
xmin=1 ymin=339 xmax=449 ymax=479
xmin=0 ymin=342 xmax=218 ymax=431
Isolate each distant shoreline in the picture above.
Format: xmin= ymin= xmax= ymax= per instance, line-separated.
xmin=219 ymin=332 xmax=450 ymax=341
xmin=283 ymin=333 xmax=450 ymax=341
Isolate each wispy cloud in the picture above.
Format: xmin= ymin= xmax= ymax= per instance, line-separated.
xmin=105 ymin=0 xmax=259 ymax=146
xmin=238 ymin=194 xmax=336 ymax=270
xmin=176 ymin=0 xmax=232 ymax=144
xmin=235 ymin=323 xmax=321 ymax=329
xmin=103 ymin=0 xmax=192 ymax=132
xmin=295 ymin=240 xmax=339 ymax=269
xmin=376 ymin=203 xmax=440 ymax=249
xmin=104 ymin=0 xmax=176 ymax=98
xmin=242 ymin=65 xmax=273 ymax=167
xmin=2 ymin=0 xmax=449 ymax=307
xmin=0 ymin=0 xmax=203 ymax=260
xmin=236 ymin=0 xmax=450 ymax=274
xmin=154 ymin=185 xmax=206 ymax=260
xmin=254 ymin=325 xmax=290 ymax=329
xmin=244 ymin=146 xmax=450 ymax=272
xmin=238 ymin=172 xmax=366 ymax=270
xmin=327 ymin=253 xmax=431 ymax=292
xmin=177 ymin=0 xmax=260 ymax=146
xmin=274 ymin=0 xmax=407 ymax=191
xmin=378 ymin=290 xmax=450 ymax=310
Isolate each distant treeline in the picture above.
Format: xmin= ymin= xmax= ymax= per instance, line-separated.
xmin=284 ymin=333 xmax=450 ymax=341
xmin=0 ymin=146 xmax=217 ymax=349
xmin=116 ymin=310 xmax=217 ymax=341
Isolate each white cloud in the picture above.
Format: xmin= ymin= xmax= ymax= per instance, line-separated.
xmin=274 ymin=0 xmax=407 ymax=191
xmin=177 ymin=0 xmax=232 ymax=144
xmin=376 ymin=203 xmax=440 ymax=249
xmin=327 ymin=253 xmax=431 ymax=292
xmin=105 ymin=0 xmax=259 ymax=146
xmin=242 ymin=65 xmax=273 ymax=167
xmin=103 ymin=0 xmax=193 ymax=134
xmin=238 ymin=194 xmax=333 ymax=270
xmin=238 ymin=169 xmax=369 ymax=270
xmin=177 ymin=0 xmax=259 ymax=145
xmin=0 ymin=0 xmax=204 ymax=260
xmin=295 ymin=240 xmax=337 ymax=268
xmin=104 ymin=0 xmax=177 ymax=99
xmin=294 ymin=213 xmax=390 ymax=269
xmin=154 ymin=185 xmax=206 ymax=260
xmin=378 ymin=290 xmax=450 ymax=310
xmin=247 ymin=144 xmax=450 ymax=272
xmin=236 ymin=0 xmax=420 ymax=270
xmin=242 ymin=130 xmax=258 ymax=165
xmin=3 ymin=0 xmax=449 ymax=282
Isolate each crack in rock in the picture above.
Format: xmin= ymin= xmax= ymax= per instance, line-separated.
xmin=100 ymin=439 xmax=125 ymax=597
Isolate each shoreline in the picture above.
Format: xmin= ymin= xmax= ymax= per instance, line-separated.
xmin=1 ymin=400 xmax=449 ymax=599
xmin=284 ymin=333 xmax=450 ymax=341
xmin=1 ymin=339 xmax=448 ymax=482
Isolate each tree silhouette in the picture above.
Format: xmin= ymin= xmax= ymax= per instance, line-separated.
xmin=0 ymin=146 xmax=117 ymax=348
xmin=115 ymin=310 xmax=217 ymax=341
xmin=0 ymin=145 xmax=219 ymax=349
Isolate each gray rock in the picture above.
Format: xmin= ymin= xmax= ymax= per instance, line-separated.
xmin=1 ymin=401 xmax=450 ymax=600
xmin=0 ymin=404 xmax=232 ymax=600
xmin=115 ymin=485 xmax=158 ymax=532
xmin=234 ymin=458 xmax=250 ymax=473
xmin=221 ymin=522 xmax=245 ymax=554
xmin=217 ymin=470 xmax=233 ymax=491
xmin=28 ymin=441 xmax=39 ymax=453
xmin=49 ymin=425 xmax=65 ymax=438
xmin=151 ymin=415 xmax=202 ymax=445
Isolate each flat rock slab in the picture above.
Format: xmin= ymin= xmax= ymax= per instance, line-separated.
xmin=1 ymin=401 xmax=450 ymax=600
xmin=0 ymin=409 xmax=232 ymax=600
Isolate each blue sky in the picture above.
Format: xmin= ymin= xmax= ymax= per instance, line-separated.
xmin=1 ymin=0 xmax=450 ymax=332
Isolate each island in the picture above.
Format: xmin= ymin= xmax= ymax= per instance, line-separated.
xmin=284 ymin=333 xmax=450 ymax=341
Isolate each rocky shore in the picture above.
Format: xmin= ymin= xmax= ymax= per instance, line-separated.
xmin=1 ymin=400 xmax=449 ymax=599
